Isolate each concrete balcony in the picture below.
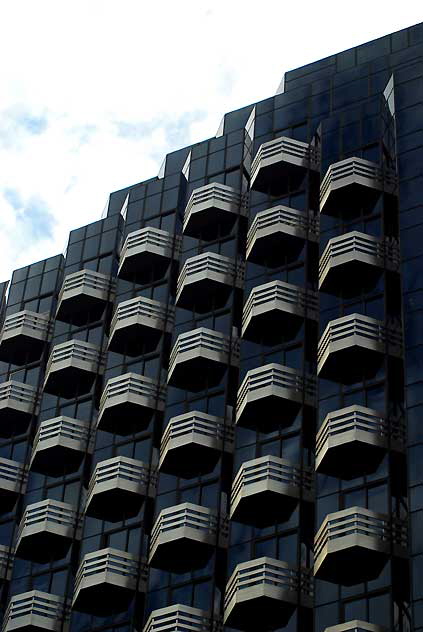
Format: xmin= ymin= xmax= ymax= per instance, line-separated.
xmin=0 ymin=457 xmax=27 ymax=512
xmin=0 ymin=310 xmax=52 ymax=365
xmin=319 ymin=232 xmax=400 ymax=296
xmin=236 ymin=363 xmax=316 ymax=431
xmin=149 ymin=502 xmax=228 ymax=573
xmin=246 ymin=205 xmax=319 ymax=266
xmin=230 ymin=455 xmax=313 ymax=526
xmin=85 ymin=456 xmax=157 ymax=522
xmin=30 ymin=416 xmax=93 ymax=477
xmin=15 ymin=499 xmax=82 ymax=563
xmin=183 ymin=183 xmax=245 ymax=239
xmin=250 ymin=136 xmax=319 ymax=194
xmin=118 ymin=227 xmax=181 ymax=283
xmin=242 ymin=280 xmax=318 ymax=344
xmin=108 ymin=296 xmax=174 ymax=355
xmin=56 ymin=269 xmax=115 ymax=324
xmin=224 ymin=557 xmax=313 ymax=631
xmin=168 ymin=327 xmax=240 ymax=392
xmin=143 ymin=605 xmax=222 ymax=632
xmin=324 ymin=622 xmax=387 ymax=632
xmin=0 ymin=545 xmax=13 ymax=582
xmin=320 ymin=157 xmax=397 ymax=217
xmin=44 ymin=340 xmax=105 ymax=398
xmin=159 ymin=410 xmax=234 ymax=478
xmin=316 ymin=405 xmax=405 ymax=479
xmin=72 ymin=548 xmax=147 ymax=614
xmin=2 ymin=591 xmax=69 ymax=632
xmin=318 ymin=314 xmax=403 ymax=384
xmin=314 ymin=507 xmax=407 ymax=585
xmin=0 ymin=380 xmax=39 ymax=438
xmin=176 ymin=252 xmax=244 ymax=313
xmin=97 ymin=372 xmax=166 ymax=435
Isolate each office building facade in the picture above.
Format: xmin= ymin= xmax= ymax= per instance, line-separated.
xmin=0 ymin=20 xmax=422 ymax=632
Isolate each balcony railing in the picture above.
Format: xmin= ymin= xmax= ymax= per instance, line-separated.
xmin=168 ymin=327 xmax=240 ymax=391
xmin=0 ymin=544 xmax=13 ymax=582
xmin=236 ymin=363 xmax=316 ymax=431
xmin=0 ymin=457 xmax=27 ymax=509
xmin=44 ymin=340 xmax=105 ymax=398
xmin=86 ymin=456 xmax=157 ymax=521
xmin=324 ymin=621 xmax=387 ymax=632
xmin=2 ymin=591 xmax=69 ymax=632
xmin=183 ymin=183 xmax=245 ymax=238
xmin=97 ymin=372 xmax=166 ymax=434
xmin=246 ymin=205 xmax=319 ymax=265
xmin=118 ymin=227 xmax=182 ymax=283
xmin=56 ymin=269 xmax=115 ymax=324
xmin=176 ymin=252 xmax=244 ymax=312
xmin=0 ymin=310 xmax=52 ymax=364
xmin=159 ymin=410 xmax=234 ymax=477
xmin=143 ymin=604 xmax=222 ymax=632
xmin=0 ymin=380 xmax=39 ymax=437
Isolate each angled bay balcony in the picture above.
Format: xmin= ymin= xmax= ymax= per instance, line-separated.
xmin=0 ymin=310 xmax=52 ymax=365
xmin=0 ymin=457 xmax=27 ymax=512
xmin=85 ymin=456 xmax=157 ymax=522
xmin=318 ymin=314 xmax=403 ymax=384
xmin=108 ymin=296 xmax=174 ymax=355
xmin=44 ymin=340 xmax=105 ymax=398
xmin=168 ymin=327 xmax=240 ymax=392
xmin=324 ymin=622 xmax=387 ymax=632
xmin=159 ymin=410 xmax=234 ymax=478
xmin=230 ymin=455 xmax=313 ymax=526
xmin=30 ymin=416 xmax=93 ymax=477
xmin=2 ymin=591 xmax=69 ymax=632
xmin=176 ymin=252 xmax=244 ymax=313
xmin=236 ymin=363 xmax=316 ymax=432
xmin=56 ymin=269 xmax=115 ymax=324
xmin=143 ymin=604 xmax=221 ymax=632
xmin=314 ymin=507 xmax=407 ymax=585
xmin=97 ymin=372 xmax=166 ymax=435
xmin=183 ymin=183 xmax=245 ymax=239
xmin=320 ymin=157 xmax=397 ymax=217
xmin=72 ymin=548 xmax=147 ymax=614
xmin=0 ymin=380 xmax=39 ymax=438
xmin=247 ymin=205 xmax=319 ymax=266
xmin=0 ymin=545 xmax=13 ymax=582
xmin=149 ymin=502 xmax=228 ymax=573
xmin=224 ymin=557 xmax=313 ymax=631
xmin=319 ymin=232 xmax=400 ymax=296
xmin=250 ymin=136 xmax=319 ymax=195
xmin=118 ymin=227 xmax=181 ymax=283
xmin=316 ymin=405 xmax=405 ymax=479
xmin=242 ymin=280 xmax=318 ymax=344
xmin=16 ymin=499 xmax=82 ymax=563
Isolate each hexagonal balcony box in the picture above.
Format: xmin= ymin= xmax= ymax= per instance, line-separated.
xmin=97 ymin=372 xmax=166 ymax=435
xmin=242 ymin=280 xmax=318 ymax=344
xmin=159 ymin=410 xmax=234 ymax=478
xmin=224 ymin=557 xmax=313 ymax=631
xmin=56 ymin=269 xmax=115 ymax=325
xmin=230 ymin=455 xmax=313 ymax=527
xmin=72 ymin=548 xmax=147 ymax=615
xmin=0 ymin=457 xmax=27 ymax=513
xmin=320 ymin=157 xmax=397 ymax=218
xmin=30 ymin=416 xmax=93 ymax=477
xmin=0 ymin=310 xmax=52 ymax=365
xmin=236 ymin=363 xmax=316 ymax=432
xmin=324 ymin=621 xmax=387 ymax=632
xmin=183 ymin=182 xmax=246 ymax=239
xmin=85 ymin=456 xmax=157 ymax=522
xmin=143 ymin=604 xmax=222 ymax=632
xmin=319 ymin=232 xmax=400 ymax=296
xmin=176 ymin=252 xmax=244 ymax=313
xmin=43 ymin=340 xmax=105 ymax=398
xmin=318 ymin=314 xmax=403 ymax=384
xmin=250 ymin=136 xmax=319 ymax=195
xmin=0 ymin=380 xmax=39 ymax=438
xmin=2 ymin=591 xmax=70 ymax=632
xmin=314 ymin=506 xmax=407 ymax=585
xmin=118 ymin=227 xmax=181 ymax=284
xmin=15 ymin=499 xmax=82 ymax=563
xmin=315 ymin=405 xmax=405 ymax=479
xmin=149 ymin=502 xmax=228 ymax=573
xmin=168 ymin=327 xmax=240 ymax=392
xmin=108 ymin=295 xmax=174 ymax=355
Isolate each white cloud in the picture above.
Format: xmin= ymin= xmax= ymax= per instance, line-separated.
xmin=0 ymin=0 xmax=421 ymax=280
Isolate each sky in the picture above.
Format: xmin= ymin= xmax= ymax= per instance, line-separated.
xmin=0 ymin=1 xmax=422 ymax=282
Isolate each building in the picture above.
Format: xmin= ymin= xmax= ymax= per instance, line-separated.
xmin=0 ymin=20 xmax=422 ymax=632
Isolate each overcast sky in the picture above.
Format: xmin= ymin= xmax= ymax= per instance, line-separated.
xmin=0 ymin=1 xmax=421 ymax=282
